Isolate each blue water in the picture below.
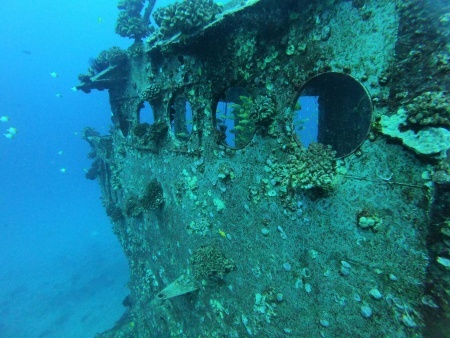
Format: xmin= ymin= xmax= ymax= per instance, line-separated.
xmin=294 ymin=96 xmax=319 ymax=147
xmin=0 ymin=1 xmax=170 ymax=336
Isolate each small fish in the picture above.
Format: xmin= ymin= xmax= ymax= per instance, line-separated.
xmin=176 ymin=132 xmax=189 ymax=138
xmin=57 ymin=150 xmax=63 ymax=155
xmin=22 ymin=50 xmax=32 ymax=55
xmin=60 ymin=168 xmax=67 ymax=173
xmin=98 ymin=17 xmax=103 ymax=23
xmin=71 ymin=86 xmax=78 ymax=92
xmin=4 ymin=133 xmax=14 ymax=139
xmin=50 ymin=72 xmax=58 ymax=78
xmin=218 ymin=229 xmax=226 ymax=237
xmin=55 ymin=93 xmax=62 ymax=98
xmin=6 ymin=127 xmax=17 ymax=135
xmin=0 ymin=116 xmax=10 ymax=122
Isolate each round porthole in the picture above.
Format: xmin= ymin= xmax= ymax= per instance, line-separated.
xmin=169 ymin=95 xmax=193 ymax=141
xmin=293 ymin=72 xmax=373 ymax=158
xmin=214 ymin=87 xmax=256 ymax=149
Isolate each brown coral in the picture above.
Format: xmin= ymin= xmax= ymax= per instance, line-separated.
xmin=190 ymin=245 xmax=235 ymax=280
xmin=406 ymin=91 xmax=450 ymax=128
xmin=274 ymin=142 xmax=337 ymax=191
xmin=153 ymin=0 xmax=222 ymax=39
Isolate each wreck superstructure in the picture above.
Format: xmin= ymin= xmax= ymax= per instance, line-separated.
xmin=78 ymin=0 xmax=450 ymax=337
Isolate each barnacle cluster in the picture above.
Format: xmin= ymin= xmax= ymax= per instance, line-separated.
xmin=153 ymin=0 xmax=222 ymax=39
xmin=405 ymin=91 xmax=450 ymax=128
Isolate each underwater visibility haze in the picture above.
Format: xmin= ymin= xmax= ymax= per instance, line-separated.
xmin=0 ymin=1 xmax=136 ymax=336
xmin=1 ymin=0 xmax=450 ymax=337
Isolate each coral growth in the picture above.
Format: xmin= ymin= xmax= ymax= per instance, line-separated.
xmin=115 ymin=0 xmax=156 ymax=40
xmin=79 ymin=47 xmax=128 ymax=83
xmin=379 ymin=108 xmax=450 ymax=156
xmin=254 ymin=95 xmax=276 ymax=125
xmin=190 ymin=245 xmax=235 ymax=280
xmin=85 ymin=159 xmax=101 ymax=180
xmin=106 ymin=204 xmax=124 ymax=223
xmin=132 ymin=121 xmax=168 ymax=151
xmin=141 ymin=178 xmax=164 ymax=210
xmin=125 ymin=195 xmax=143 ymax=217
xmin=153 ymin=0 xmax=222 ymax=39
xmin=405 ymin=91 xmax=450 ymax=128
xmin=272 ymin=142 xmax=337 ymax=191
xmin=141 ymin=83 xmax=162 ymax=101
xmin=92 ymin=47 xmax=128 ymax=73
xmin=124 ymin=179 xmax=164 ymax=216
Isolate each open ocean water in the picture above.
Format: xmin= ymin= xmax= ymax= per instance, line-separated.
xmin=0 ymin=1 xmax=187 ymax=336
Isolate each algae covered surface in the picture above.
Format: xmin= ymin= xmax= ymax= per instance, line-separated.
xmin=78 ymin=0 xmax=450 ymax=336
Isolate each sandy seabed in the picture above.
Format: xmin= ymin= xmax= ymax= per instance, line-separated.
xmin=0 ymin=228 xmax=129 ymax=338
